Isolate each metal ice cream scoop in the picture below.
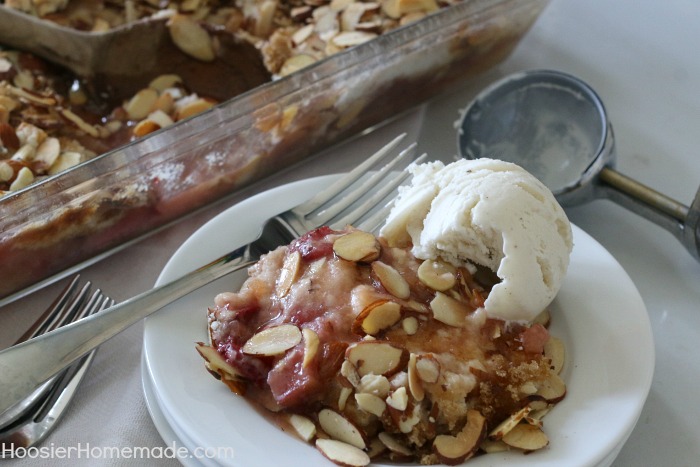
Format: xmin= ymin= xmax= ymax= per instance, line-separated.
xmin=457 ymin=69 xmax=700 ymax=260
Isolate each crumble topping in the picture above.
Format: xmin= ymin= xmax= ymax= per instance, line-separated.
xmin=0 ymin=49 xmax=218 ymax=197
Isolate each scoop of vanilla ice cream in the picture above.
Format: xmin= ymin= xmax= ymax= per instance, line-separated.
xmin=380 ymin=158 xmax=573 ymax=322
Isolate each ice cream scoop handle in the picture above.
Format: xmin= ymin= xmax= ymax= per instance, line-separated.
xmin=598 ymin=167 xmax=700 ymax=259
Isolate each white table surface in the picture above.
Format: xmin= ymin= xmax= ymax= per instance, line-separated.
xmin=2 ymin=0 xmax=699 ymax=465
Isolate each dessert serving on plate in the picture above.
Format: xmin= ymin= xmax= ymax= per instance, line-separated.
xmin=196 ymin=158 xmax=573 ymax=466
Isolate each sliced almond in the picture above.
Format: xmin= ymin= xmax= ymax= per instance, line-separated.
xmin=417 ymin=259 xmax=456 ymax=291
xmin=48 ymin=151 xmax=82 ymax=175
xmin=153 ymin=92 xmax=176 ymax=114
xmin=195 ymin=343 xmax=246 ymax=395
xmin=330 ymin=0 xmax=354 ymax=11
xmin=354 ymin=393 xmax=386 ymax=417
xmin=59 ymin=109 xmax=100 ymax=137
xmin=377 ymin=432 xmax=413 ymax=457
xmin=0 ymin=162 xmax=13 ymax=182
xmin=544 ymin=336 xmax=565 ymax=374
xmin=302 ymin=328 xmax=320 ymax=367
xmin=345 ymin=341 xmax=407 ymax=377
xmin=167 ymin=13 xmax=216 ymax=61
xmin=340 ymin=2 xmax=366 ymax=30
xmin=147 ymin=109 xmax=175 ymax=129
xmin=533 ymin=372 xmax=567 ymax=403
xmin=195 ymin=343 xmax=239 ymax=378
xmin=501 ymin=423 xmax=549 ymax=451
xmin=279 ymin=54 xmax=317 ymax=77
xmin=399 ymin=10 xmax=426 ymax=25
xmin=149 ymin=74 xmax=183 ymax=92
xmin=332 ymin=31 xmax=377 ymax=47
xmin=526 ymin=406 xmax=552 ymax=426
xmin=318 ymin=408 xmax=367 ymax=449
xmin=175 ymin=97 xmax=215 ymax=121
xmin=401 ymin=316 xmax=418 ymax=335
xmin=430 ymin=292 xmax=469 ymax=327
xmin=241 ymin=324 xmax=302 ymax=356
xmin=132 ymin=119 xmax=161 ymax=138
xmin=286 ymin=413 xmax=317 ymax=442
xmin=433 ymin=409 xmax=486 ymax=465
xmin=527 ymin=400 xmax=550 ymax=412
xmin=340 ymin=359 xmax=361 ymax=387
xmin=254 ymin=0 xmax=277 ymax=37
xmin=32 ymin=137 xmax=60 ymax=172
xmin=338 ymin=386 xmax=353 ymax=411
xmin=333 ymin=230 xmax=381 ymax=262
xmin=479 ymin=439 xmax=509 ymax=453
xmin=381 ymin=0 xmax=438 ymax=19
xmin=385 ymin=386 xmax=408 ymax=411
xmin=415 ymin=355 xmax=440 ymax=384
xmin=125 ymin=88 xmax=159 ymax=121
xmin=290 ymin=6 xmax=313 ymax=22
xmin=315 ymin=438 xmax=370 ymax=467
xmin=488 ymin=405 xmax=532 ymax=440
xmin=277 ymin=250 xmax=302 ymax=297
xmin=356 ymin=374 xmax=391 ymax=397
xmin=372 ymin=261 xmax=410 ymax=299
xmin=365 ymin=436 xmax=387 ymax=459
xmin=397 ymin=403 xmax=422 ymax=433
xmin=9 ymin=166 xmax=33 ymax=191
xmin=407 ymin=353 xmax=424 ymax=401
xmin=352 ymin=299 xmax=402 ymax=335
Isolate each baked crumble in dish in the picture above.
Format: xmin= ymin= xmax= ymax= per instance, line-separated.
xmin=196 ymin=225 xmax=567 ymax=466
xmin=0 ymin=0 xmax=546 ymax=301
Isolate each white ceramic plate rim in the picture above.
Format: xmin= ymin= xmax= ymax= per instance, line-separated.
xmin=142 ymin=174 xmax=655 ymax=467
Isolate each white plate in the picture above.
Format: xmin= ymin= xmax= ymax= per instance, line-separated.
xmin=141 ymin=355 xmax=208 ymax=467
xmin=142 ymin=174 xmax=654 ymax=467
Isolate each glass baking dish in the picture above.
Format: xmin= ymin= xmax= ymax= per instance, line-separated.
xmin=0 ymin=0 xmax=548 ymax=302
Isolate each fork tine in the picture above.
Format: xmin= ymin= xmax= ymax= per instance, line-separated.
xmin=13 ymin=275 xmax=81 ymax=345
xmin=0 ymin=278 xmax=94 ymax=429
xmin=328 ymin=152 xmax=427 ymax=230
xmin=310 ymin=142 xmax=418 ymax=226
xmin=30 ymin=291 xmax=113 ymax=425
xmin=291 ymin=133 xmax=407 ymax=217
xmin=356 ymin=162 xmax=422 ymax=234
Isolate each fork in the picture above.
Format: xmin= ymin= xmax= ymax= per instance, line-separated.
xmin=0 ymin=276 xmax=113 ymax=453
xmin=0 ymin=134 xmax=424 ymax=414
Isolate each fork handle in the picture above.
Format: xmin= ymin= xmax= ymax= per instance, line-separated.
xmin=0 ymin=247 xmax=256 ymax=414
